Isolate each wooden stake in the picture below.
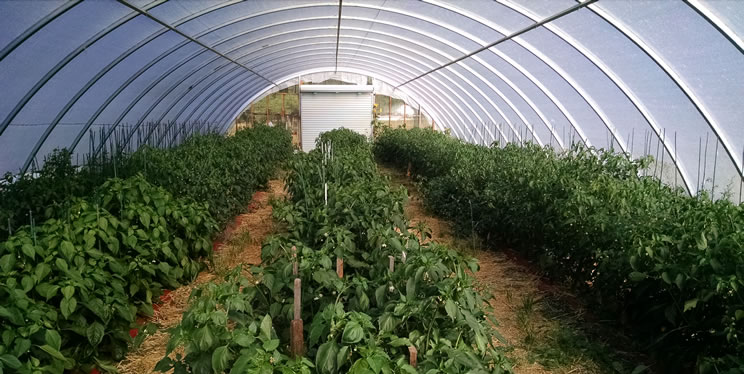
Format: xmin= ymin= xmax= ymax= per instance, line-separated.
xmin=336 ymin=257 xmax=344 ymax=278
xmin=290 ymin=278 xmax=304 ymax=357
xmin=293 ymin=278 xmax=301 ymax=320
xmin=401 ymin=251 xmax=407 ymax=264
xmin=388 ymin=255 xmax=395 ymax=272
xmin=408 ymin=346 xmax=417 ymax=367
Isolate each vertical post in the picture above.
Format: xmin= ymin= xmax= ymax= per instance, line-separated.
xmin=266 ymin=94 xmax=270 ymax=123
xmin=388 ymin=96 xmax=392 ymax=126
xmin=291 ymin=278 xmax=304 ymax=357
xmin=659 ymin=129 xmax=665 ymax=188
xmin=401 ymin=251 xmax=407 ymax=264
xmin=711 ymin=138 xmax=719 ymax=198
xmin=336 ymin=257 xmax=343 ymax=278
xmin=250 ymin=104 xmax=254 ymax=125
xmin=408 ymin=346 xmax=417 ymax=368
xmin=696 ymin=137 xmax=702 ymax=195
xmin=388 ymin=255 xmax=395 ymax=272
xmin=673 ymin=131 xmax=678 ymax=189
xmin=739 ymin=148 xmax=744 ymax=204
xmin=417 ymin=104 xmax=421 ymax=128
xmin=702 ymin=133 xmax=709 ymax=194
xmin=281 ymin=92 xmax=286 ymax=121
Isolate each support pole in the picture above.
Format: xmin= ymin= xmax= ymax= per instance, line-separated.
xmin=290 ymin=278 xmax=304 ymax=357
xmin=388 ymin=96 xmax=392 ymax=126
xmin=336 ymin=257 xmax=343 ymax=278
xmin=281 ymin=92 xmax=286 ymax=121
xmin=408 ymin=346 xmax=417 ymax=367
xmin=388 ymin=255 xmax=395 ymax=273
xmin=403 ymin=102 xmax=406 ymax=127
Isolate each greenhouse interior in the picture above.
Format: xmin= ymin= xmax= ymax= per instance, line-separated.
xmin=0 ymin=1 xmax=742 ymax=373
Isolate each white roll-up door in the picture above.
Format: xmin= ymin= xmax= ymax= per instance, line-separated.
xmin=300 ymin=85 xmax=373 ymax=151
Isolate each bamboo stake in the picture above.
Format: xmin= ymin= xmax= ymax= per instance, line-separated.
xmin=336 ymin=257 xmax=343 ymax=278
xmin=388 ymin=255 xmax=395 ymax=272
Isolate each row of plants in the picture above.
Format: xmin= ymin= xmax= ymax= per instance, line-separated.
xmin=1 ymin=125 xmax=294 ymax=241
xmin=0 ymin=126 xmax=293 ymax=373
xmin=157 ymin=129 xmax=513 ymax=373
xmin=0 ymin=176 xmax=216 ymax=373
xmin=374 ymin=128 xmax=744 ymax=374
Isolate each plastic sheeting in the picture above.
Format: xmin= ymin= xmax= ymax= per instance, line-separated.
xmin=0 ymin=0 xmax=742 ymax=196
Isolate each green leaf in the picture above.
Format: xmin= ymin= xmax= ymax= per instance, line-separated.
xmin=365 ymin=352 xmax=387 ymax=374
xmin=140 ymin=212 xmax=151 ymax=228
xmin=55 ymin=258 xmax=68 ymax=272
xmin=342 ymin=321 xmax=364 ymax=344
xmin=389 ymin=337 xmax=411 ymax=347
xmin=444 ymin=299 xmax=457 ymax=321
xmin=0 ymin=354 xmax=21 ymax=369
xmin=710 ymin=258 xmax=722 ymax=272
xmin=60 ymin=241 xmax=75 ymax=259
xmin=13 ymin=338 xmax=31 ymax=357
xmin=696 ymin=232 xmax=707 ymax=250
xmin=260 ymin=314 xmax=273 ymax=340
xmin=98 ymin=217 xmax=108 ymax=230
xmin=336 ymin=345 xmax=350 ymax=369
xmin=211 ymin=345 xmax=230 ymax=373
xmin=0 ymin=254 xmax=15 ymax=273
xmin=45 ymin=330 xmax=62 ymax=350
xmin=374 ymin=285 xmax=386 ymax=307
xmin=683 ymin=298 xmax=698 ymax=312
xmin=38 ymin=345 xmax=67 ymax=361
xmin=661 ymin=272 xmax=672 ymax=285
xmin=35 ymin=283 xmax=59 ymax=300
xmin=378 ymin=313 xmax=396 ymax=333
xmin=86 ymin=322 xmax=105 ymax=346
xmin=20 ymin=276 xmax=33 ymax=292
xmin=234 ymin=332 xmax=255 ymax=347
xmin=262 ymin=338 xmax=279 ymax=351
xmin=61 ymin=286 xmax=74 ymax=299
xmin=60 ymin=297 xmax=77 ymax=319
xmin=628 ymin=272 xmax=646 ymax=282
xmin=316 ymin=341 xmax=339 ymax=374
xmin=195 ymin=326 xmax=215 ymax=351
xmin=735 ymin=310 xmax=744 ymax=320
xmin=405 ymin=277 xmax=416 ymax=300
xmin=34 ymin=263 xmax=51 ymax=282
xmin=21 ymin=244 xmax=35 ymax=259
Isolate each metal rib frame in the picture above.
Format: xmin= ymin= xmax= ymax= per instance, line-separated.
xmin=42 ymin=1 xmax=585 ymax=162
xmin=492 ymin=0 xmax=695 ymax=192
xmin=23 ymin=1 xmax=576 ymax=165
xmin=586 ymin=1 xmax=743 ymax=194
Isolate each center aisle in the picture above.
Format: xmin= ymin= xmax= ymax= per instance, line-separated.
xmin=116 ymin=179 xmax=287 ymax=374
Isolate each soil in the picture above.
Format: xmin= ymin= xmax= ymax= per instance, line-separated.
xmin=116 ymin=179 xmax=287 ymax=374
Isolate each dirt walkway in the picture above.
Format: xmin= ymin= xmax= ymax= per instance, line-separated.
xmin=117 ymin=179 xmax=286 ymax=374
xmin=380 ymin=166 xmax=605 ymax=374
